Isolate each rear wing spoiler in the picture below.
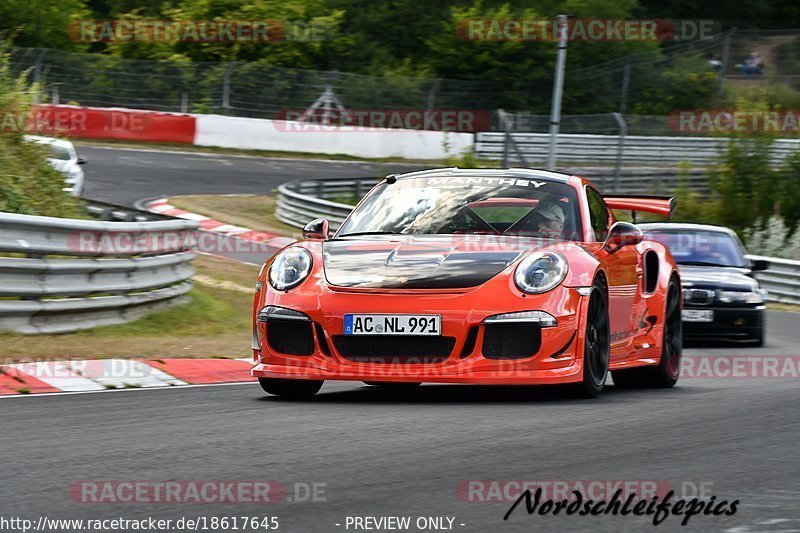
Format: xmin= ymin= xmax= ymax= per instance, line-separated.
xmin=603 ymin=195 xmax=676 ymax=220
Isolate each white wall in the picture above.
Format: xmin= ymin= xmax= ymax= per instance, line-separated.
xmin=194 ymin=115 xmax=475 ymax=160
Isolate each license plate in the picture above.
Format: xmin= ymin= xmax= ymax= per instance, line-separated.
xmin=682 ymin=309 xmax=714 ymax=322
xmin=344 ymin=314 xmax=441 ymax=336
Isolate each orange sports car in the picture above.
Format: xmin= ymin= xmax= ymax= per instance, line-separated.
xmin=251 ymin=168 xmax=682 ymax=398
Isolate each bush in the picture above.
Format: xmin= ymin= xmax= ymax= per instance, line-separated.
xmin=744 ymin=216 xmax=800 ymax=260
xmin=0 ymin=48 xmax=82 ymax=217
xmin=671 ymin=161 xmax=720 ymax=224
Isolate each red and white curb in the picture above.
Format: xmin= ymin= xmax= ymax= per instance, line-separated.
xmin=146 ymin=198 xmax=295 ymax=249
xmin=0 ymin=358 xmax=255 ymax=396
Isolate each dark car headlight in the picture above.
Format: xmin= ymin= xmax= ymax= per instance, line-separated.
xmin=718 ymin=289 xmax=765 ymax=305
xmin=514 ymin=251 xmax=568 ymax=294
xmin=268 ymin=247 xmax=312 ymax=291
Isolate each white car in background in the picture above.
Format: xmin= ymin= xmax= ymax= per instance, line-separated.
xmin=24 ymin=135 xmax=86 ymax=197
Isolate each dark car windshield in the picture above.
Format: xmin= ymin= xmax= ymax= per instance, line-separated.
xmin=337 ymin=176 xmax=582 ymax=240
xmin=644 ymin=229 xmax=749 ymax=268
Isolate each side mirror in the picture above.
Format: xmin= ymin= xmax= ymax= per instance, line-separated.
xmin=302 ymin=218 xmax=330 ymax=241
xmin=604 ymin=221 xmax=643 ymax=253
xmin=750 ymin=259 xmax=769 ymax=272
xmin=77 ymin=156 xmax=88 ymax=165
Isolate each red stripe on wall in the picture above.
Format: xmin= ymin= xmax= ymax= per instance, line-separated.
xmin=32 ymin=105 xmax=197 ymax=144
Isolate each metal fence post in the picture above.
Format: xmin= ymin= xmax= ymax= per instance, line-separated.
xmin=715 ymin=28 xmax=736 ymax=107
xmin=619 ymin=58 xmax=631 ymax=114
xmin=426 ymin=79 xmax=440 ymax=112
xmin=32 ymin=49 xmax=48 ymax=105
xmin=612 ymin=112 xmax=627 ymax=192
xmin=222 ymin=62 xmax=234 ymax=111
xmin=180 ymin=92 xmax=188 ymax=113
xmin=547 ymin=14 xmax=569 ymax=171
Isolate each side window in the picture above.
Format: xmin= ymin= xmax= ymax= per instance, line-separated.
xmin=586 ymin=187 xmax=610 ymax=241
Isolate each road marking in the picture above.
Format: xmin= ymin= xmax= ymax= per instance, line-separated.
xmin=78 ymin=145 xmax=421 ymax=166
xmin=0 ymin=381 xmax=255 ymax=399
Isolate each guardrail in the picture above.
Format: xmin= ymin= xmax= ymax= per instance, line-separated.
xmin=276 ymin=179 xmax=378 ymax=230
xmin=475 ymin=132 xmax=800 ymax=169
xmin=747 ymin=255 xmax=800 ymax=306
xmin=0 ymin=210 xmax=198 ymax=334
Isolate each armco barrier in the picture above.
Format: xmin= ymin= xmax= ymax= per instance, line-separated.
xmin=476 ymin=132 xmax=800 ymax=167
xmin=747 ymin=255 xmax=800 ymax=306
xmin=276 ymin=177 xmax=800 ymax=304
xmin=0 ymin=212 xmax=197 ymax=334
xmin=275 ymin=178 xmax=378 ymax=230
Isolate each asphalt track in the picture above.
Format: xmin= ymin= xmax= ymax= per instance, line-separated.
xmin=2 ymin=146 xmax=799 ymax=532
xmin=77 ymin=145 xmax=423 ymax=207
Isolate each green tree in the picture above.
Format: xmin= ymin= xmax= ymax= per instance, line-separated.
xmin=0 ymin=49 xmax=83 ymax=217
xmin=0 ymin=0 xmax=89 ymax=50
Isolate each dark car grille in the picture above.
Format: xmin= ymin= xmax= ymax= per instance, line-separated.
xmin=266 ymin=319 xmax=314 ymax=356
xmin=482 ymin=323 xmax=541 ymax=360
xmin=684 ymin=288 xmax=716 ymax=305
xmin=333 ymin=335 xmax=456 ymax=363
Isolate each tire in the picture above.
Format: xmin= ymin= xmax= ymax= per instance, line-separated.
xmin=572 ymin=278 xmax=610 ymax=398
xmin=363 ymin=381 xmax=421 ymax=389
xmin=258 ymin=378 xmax=323 ymax=399
xmin=612 ymin=275 xmax=682 ymax=388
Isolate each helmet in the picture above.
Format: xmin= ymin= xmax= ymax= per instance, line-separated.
xmin=534 ymin=201 xmax=566 ymax=225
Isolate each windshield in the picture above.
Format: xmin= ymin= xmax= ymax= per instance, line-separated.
xmin=337 ymin=176 xmax=582 ymax=240
xmin=49 ymin=144 xmax=73 ymax=161
xmin=644 ymin=229 xmax=748 ymax=268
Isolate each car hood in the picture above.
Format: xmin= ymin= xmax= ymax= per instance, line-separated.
xmin=677 ymin=264 xmax=758 ymax=291
xmin=322 ymin=235 xmax=538 ymax=289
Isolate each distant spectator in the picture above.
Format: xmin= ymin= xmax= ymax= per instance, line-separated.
xmin=737 ymin=51 xmax=765 ymax=75
xmin=709 ymin=53 xmax=722 ymax=71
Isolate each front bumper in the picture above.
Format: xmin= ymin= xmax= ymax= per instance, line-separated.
xmin=252 ymin=284 xmax=588 ymax=385
xmin=683 ymin=305 xmax=765 ymax=339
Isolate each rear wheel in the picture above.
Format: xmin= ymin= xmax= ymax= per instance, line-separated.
xmin=573 ymin=280 xmax=610 ymax=398
xmin=363 ymin=381 xmax=421 ymax=389
xmin=613 ymin=275 xmax=682 ymax=388
xmin=258 ymin=378 xmax=323 ymax=399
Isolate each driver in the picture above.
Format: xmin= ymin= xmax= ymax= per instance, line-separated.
xmin=531 ymin=201 xmax=566 ymax=238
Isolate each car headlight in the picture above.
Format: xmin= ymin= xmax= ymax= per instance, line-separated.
xmin=269 ymin=247 xmax=312 ymax=291
xmin=514 ymin=251 xmax=568 ymax=294
xmin=718 ymin=289 xmax=764 ymax=305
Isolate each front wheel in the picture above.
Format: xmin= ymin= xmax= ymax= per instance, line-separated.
xmin=573 ymin=280 xmax=610 ymax=398
xmin=258 ymin=378 xmax=323 ymax=399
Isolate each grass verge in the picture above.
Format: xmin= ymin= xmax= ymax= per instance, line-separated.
xmin=168 ymin=194 xmax=300 ymax=237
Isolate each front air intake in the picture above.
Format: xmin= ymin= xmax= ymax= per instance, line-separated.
xmin=481 ymin=323 xmax=541 ymax=360
xmin=267 ymin=319 xmax=314 ymax=356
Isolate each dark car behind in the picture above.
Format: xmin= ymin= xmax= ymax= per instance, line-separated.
xmin=639 ymin=223 xmax=768 ymax=345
